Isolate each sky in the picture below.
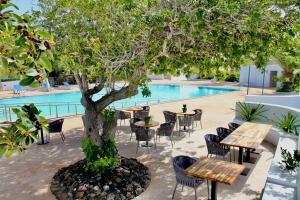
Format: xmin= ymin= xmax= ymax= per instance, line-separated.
xmin=11 ymin=0 xmax=37 ymax=14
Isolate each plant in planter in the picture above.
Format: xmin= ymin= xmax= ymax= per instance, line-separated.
xmin=272 ymin=112 xmax=300 ymax=135
xmin=236 ymin=102 xmax=268 ymax=121
xmin=182 ymin=104 xmax=187 ymax=113
xmin=144 ymin=116 xmax=152 ymax=125
xmin=280 ymin=147 xmax=300 ymax=171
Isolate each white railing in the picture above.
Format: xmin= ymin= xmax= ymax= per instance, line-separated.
xmin=0 ymin=98 xmax=164 ymax=122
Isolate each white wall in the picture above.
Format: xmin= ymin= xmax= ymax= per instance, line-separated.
xmin=239 ymin=64 xmax=283 ymax=88
xmin=245 ymin=95 xmax=300 ymax=109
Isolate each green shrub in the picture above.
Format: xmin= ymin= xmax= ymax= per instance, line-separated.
xmin=225 ymin=73 xmax=239 ymax=82
xmin=81 ymin=137 xmax=119 ymax=174
xmin=280 ymin=147 xmax=300 ymax=171
xmin=236 ymin=102 xmax=268 ymax=121
xmin=272 ymin=112 xmax=300 ymax=135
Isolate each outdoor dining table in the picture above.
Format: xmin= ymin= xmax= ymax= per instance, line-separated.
xmin=125 ymin=106 xmax=144 ymax=114
xmin=185 ymin=158 xmax=245 ymax=200
xmin=220 ymin=122 xmax=272 ymax=175
xmin=134 ymin=120 xmax=159 ymax=147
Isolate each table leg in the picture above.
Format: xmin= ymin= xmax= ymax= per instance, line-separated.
xmin=211 ymin=181 xmax=217 ymax=200
xmin=243 ymin=148 xmax=259 ymax=164
xmin=37 ymin=129 xmax=49 ymax=145
xmin=238 ymin=147 xmax=250 ymax=176
xmin=141 ymin=128 xmax=153 ymax=147
xmin=238 ymin=147 xmax=243 ymax=164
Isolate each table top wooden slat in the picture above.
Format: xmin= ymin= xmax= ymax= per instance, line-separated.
xmin=220 ymin=122 xmax=272 ymax=149
xmin=176 ymin=111 xmax=195 ymax=115
xmin=185 ymin=158 xmax=245 ymax=185
xmin=134 ymin=121 xmax=160 ymax=128
xmin=125 ymin=107 xmax=144 ymax=112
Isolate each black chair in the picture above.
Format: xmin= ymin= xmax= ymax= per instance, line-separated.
xmin=116 ymin=110 xmax=131 ymax=125
xmin=48 ymin=119 xmax=65 ymax=142
xmin=216 ymin=127 xmax=231 ymax=140
xmin=178 ymin=115 xmax=194 ymax=135
xmin=143 ymin=106 xmax=150 ymax=111
xmin=133 ymin=110 xmax=150 ymax=120
xmin=129 ymin=118 xmax=141 ymax=141
xmin=204 ymin=134 xmax=230 ymax=161
xmin=163 ymin=111 xmax=177 ymax=123
xmin=193 ymin=109 xmax=203 ymax=128
xmin=156 ymin=122 xmax=175 ymax=147
xmin=228 ymin=122 xmax=240 ymax=132
xmin=135 ymin=127 xmax=155 ymax=154
xmin=172 ymin=156 xmax=208 ymax=200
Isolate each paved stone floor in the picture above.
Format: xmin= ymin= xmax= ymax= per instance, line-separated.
xmin=0 ymin=81 xmax=276 ymax=200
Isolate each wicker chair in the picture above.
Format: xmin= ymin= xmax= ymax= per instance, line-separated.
xmin=204 ymin=134 xmax=230 ymax=161
xmin=143 ymin=106 xmax=150 ymax=111
xmin=135 ymin=127 xmax=155 ymax=154
xmin=216 ymin=127 xmax=231 ymax=140
xmin=228 ymin=122 xmax=240 ymax=132
xmin=193 ymin=109 xmax=203 ymax=128
xmin=49 ymin=119 xmax=65 ymax=142
xmin=116 ymin=110 xmax=131 ymax=127
xmin=129 ymin=118 xmax=141 ymax=141
xmin=156 ymin=122 xmax=175 ymax=147
xmin=172 ymin=156 xmax=208 ymax=200
xmin=133 ymin=110 xmax=150 ymax=120
xmin=178 ymin=115 xmax=194 ymax=136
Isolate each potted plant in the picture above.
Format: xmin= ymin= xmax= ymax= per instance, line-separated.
xmin=272 ymin=112 xmax=300 ymax=136
xmin=144 ymin=116 xmax=152 ymax=125
xmin=280 ymin=147 xmax=300 ymax=171
xmin=182 ymin=104 xmax=187 ymax=113
xmin=236 ymin=102 xmax=268 ymax=121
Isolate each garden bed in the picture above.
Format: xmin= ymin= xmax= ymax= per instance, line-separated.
xmin=51 ymin=157 xmax=151 ymax=200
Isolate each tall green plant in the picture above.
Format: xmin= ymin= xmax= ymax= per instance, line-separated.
xmin=236 ymin=102 xmax=268 ymax=122
xmin=272 ymin=112 xmax=300 ymax=135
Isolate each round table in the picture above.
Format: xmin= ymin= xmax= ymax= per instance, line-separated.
xmin=125 ymin=107 xmax=144 ymax=112
xmin=134 ymin=120 xmax=159 ymax=147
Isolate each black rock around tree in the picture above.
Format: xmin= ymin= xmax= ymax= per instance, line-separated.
xmin=51 ymin=157 xmax=151 ymax=200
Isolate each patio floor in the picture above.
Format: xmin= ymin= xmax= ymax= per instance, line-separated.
xmin=0 ymin=83 xmax=275 ymax=200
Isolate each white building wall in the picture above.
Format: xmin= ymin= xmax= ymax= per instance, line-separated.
xmin=239 ymin=63 xmax=283 ymax=88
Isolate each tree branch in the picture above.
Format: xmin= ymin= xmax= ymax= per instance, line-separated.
xmin=95 ymin=85 xmax=138 ymax=111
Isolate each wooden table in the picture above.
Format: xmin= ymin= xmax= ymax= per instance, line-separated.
xmin=185 ymin=158 xmax=244 ymax=200
xmin=220 ymin=122 xmax=272 ymax=175
xmin=125 ymin=107 xmax=144 ymax=113
xmin=134 ymin=121 xmax=159 ymax=147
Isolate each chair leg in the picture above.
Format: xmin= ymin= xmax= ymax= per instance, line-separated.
xmin=170 ymin=136 xmax=173 ymax=148
xmin=60 ymin=131 xmax=65 ymax=142
xmin=130 ymin=132 xmax=133 ymax=141
xmin=200 ymin=120 xmax=202 ymax=129
xmin=136 ymin=142 xmax=139 ymax=154
xmin=172 ymin=183 xmax=178 ymax=200
xmin=194 ymin=187 xmax=197 ymax=200
xmin=207 ymin=180 xmax=210 ymax=198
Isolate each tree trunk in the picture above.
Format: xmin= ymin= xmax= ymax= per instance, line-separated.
xmin=282 ymin=70 xmax=294 ymax=91
xmin=82 ymin=104 xmax=102 ymax=146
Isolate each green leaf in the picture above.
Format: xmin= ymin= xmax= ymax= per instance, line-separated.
xmin=38 ymin=43 xmax=47 ymax=51
xmin=36 ymin=30 xmax=51 ymax=40
xmin=19 ymin=76 xmax=35 ymax=86
xmin=5 ymin=149 xmax=13 ymax=157
xmin=0 ymin=145 xmax=6 ymax=157
xmin=15 ymin=36 xmax=26 ymax=46
xmin=0 ymin=57 xmax=9 ymax=68
xmin=29 ymin=81 xmax=41 ymax=88
xmin=38 ymin=54 xmax=52 ymax=72
xmin=26 ymin=68 xmax=39 ymax=76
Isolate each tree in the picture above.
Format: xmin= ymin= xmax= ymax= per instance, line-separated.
xmin=35 ymin=0 xmax=299 ymax=171
xmin=275 ymin=35 xmax=300 ymax=91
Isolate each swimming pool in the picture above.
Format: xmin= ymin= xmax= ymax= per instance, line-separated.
xmin=0 ymin=84 xmax=236 ymax=121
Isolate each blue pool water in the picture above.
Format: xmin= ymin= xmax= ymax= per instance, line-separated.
xmin=0 ymin=84 xmax=236 ymax=121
